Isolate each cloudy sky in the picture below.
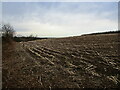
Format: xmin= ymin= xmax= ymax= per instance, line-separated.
xmin=2 ymin=2 xmax=118 ymax=37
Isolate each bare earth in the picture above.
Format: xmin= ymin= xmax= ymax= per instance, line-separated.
xmin=3 ymin=33 xmax=120 ymax=88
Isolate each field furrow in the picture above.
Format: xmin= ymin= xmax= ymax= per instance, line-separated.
xmin=3 ymin=33 xmax=119 ymax=88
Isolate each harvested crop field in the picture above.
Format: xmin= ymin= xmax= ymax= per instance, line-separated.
xmin=2 ymin=33 xmax=120 ymax=88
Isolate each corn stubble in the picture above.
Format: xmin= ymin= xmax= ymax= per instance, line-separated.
xmin=2 ymin=33 xmax=120 ymax=88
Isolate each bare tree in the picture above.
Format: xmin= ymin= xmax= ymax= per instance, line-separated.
xmin=2 ymin=24 xmax=15 ymax=42
xmin=2 ymin=24 xmax=15 ymax=37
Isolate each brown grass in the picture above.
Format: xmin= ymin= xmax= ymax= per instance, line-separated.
xmin=2 ymin=40 xmax=16 ymax=60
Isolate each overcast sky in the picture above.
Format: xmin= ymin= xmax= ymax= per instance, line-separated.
xmin=2 ymin=2 xmax=118 ymax=37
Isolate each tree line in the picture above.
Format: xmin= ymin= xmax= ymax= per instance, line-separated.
xmin=82 ymin=30 xmax=120 ymax=36
xmin=1 ymin=24 xmax=47 ymax=43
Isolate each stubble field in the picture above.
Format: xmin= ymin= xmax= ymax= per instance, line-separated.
xmin=2 ymin=33 xmax=120 ymax=88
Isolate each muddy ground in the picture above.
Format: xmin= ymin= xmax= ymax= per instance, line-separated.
xmin=2 ymin=33 xmax=120 ymax=88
